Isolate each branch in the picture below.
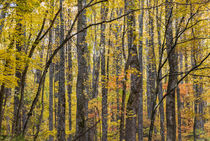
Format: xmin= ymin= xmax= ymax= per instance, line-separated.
xmin=153 ymin=53 xmax=210 ymax=112
xmin=72 ymin=120 xmax=100 ymax=141
xmin=28 ymin=8 xmax=61 ymax=58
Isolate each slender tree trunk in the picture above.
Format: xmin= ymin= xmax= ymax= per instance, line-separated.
xmin=165 ymin=1 xmax=177 ymax=140
xmin=176 ymin=22 xmax=182 ymax=141
xmin=49 ymin=22 xmax=54 ymax=141
xmin=33 ymin=43 xmax=45 ymax=141
xmin=0 ymin=85 xmax=5 ymax=135
xmin=177 ymin=85 xmax=181 ymax=141
xmin=146 ymin=0 xmax=157 ymax=121
xmin=67 ymin=25 xmax=73 ymax=141
xmin=57 ymin=0 xmax=66 ymax=140
xmin=120 ymin=10 xmax=127 ymax=141
xmin=192 ymin=50 xmax=198 ymax=141
xmin=101 ymin=3 xmax=108 ymax=141
xmin=34 ymin=80 xmax=45 ymax=141
xmin=138 ymin=0 xmax=144 ymax=140
xmin=76 ymin=0 xmax=89 ymax=140
xmin=54 ymin=21 xmax=59 ymax=129
xmin=155 ymin=0 xmax=165 ymax=140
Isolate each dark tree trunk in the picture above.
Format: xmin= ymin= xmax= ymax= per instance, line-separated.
xmin=76 ymin=0 xmax=89 ymax=140
xmin=138 ymin=0 xmax=144 ymax=140
xmin=125 ymin=1 xmax=141 ymax=141
xmin=165 ymin=1 xmax=177 ymax=141
xmin=176 ymin=16 xmax=182 ymax=141
xmin=57 ymin=0 xmax=66 ymax=140
xmin=101 ymin=3 xmax=108 ymax=141
xmin=177 ymin=85 xmax=181 ymax=141
xmin=34 ymin=79 xmax=45 ymax=141
xmin=67 ymin=27 xmax=73 ymax=141
xmin=0 ymin=85 xmax=5 ymax=135
xmin=49 ymin=23 xmax=54 ymax=141
xmin=146 ymin=0 xmax=157 ymax=120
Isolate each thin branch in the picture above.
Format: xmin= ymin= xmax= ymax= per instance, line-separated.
xmin=154 ymin=53 xmax=210 ymax=112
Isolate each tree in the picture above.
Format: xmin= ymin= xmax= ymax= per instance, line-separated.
xmin=165 ymin=1 xmax=178 ymax=140
xmin=76 ymin=0 xmax=89 ymax=140
xmin=155 ymin=0 xmax=165 ymax=140
xmin=49 ymin=26 xmax=54 ymax=141
xmin=0 ymin=0 xmax=209 ymax=140
xmin=101 ymin=2 xmax=108 ymax=141
xmin=138 ymin=0 xmax=144 ymax=140
xmin=124 ymin=0 xmax=142 ymax=140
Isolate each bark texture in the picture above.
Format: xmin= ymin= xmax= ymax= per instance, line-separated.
xmin=101 ymin=3 xmax=108 ymax=141
xmin=49 ymin=26 xmax=54 ymax=141
xmin=125 ymin=1 xmax=141 ymax=141
xmin=76 ymin=0 xmax=89 ymax=140
xmin=165 ymin=1 xmax=177 ymax=141
xmin=138 ymin=0 xmax=144 ymax=140
xmin=57 ymin=0 xmax=66 ymax=140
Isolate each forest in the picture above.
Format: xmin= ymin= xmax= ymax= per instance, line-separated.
xmin=0 ymin=0 xmax=209 ymax=140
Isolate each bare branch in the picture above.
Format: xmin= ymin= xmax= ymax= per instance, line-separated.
xmin=154 ymin=53 xmax=210 ymax=112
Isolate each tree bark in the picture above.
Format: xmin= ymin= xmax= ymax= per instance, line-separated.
xmin=165 ymin=1 xmax=177 ymax=141
xmin=67 ymin=17 xmax=73 ymax=141
xmin=125 ymin=1 xmax=141 ymax=141
xmin=138 ymin=0 xmax=144 ymax=140
xmin=49 ymin=22 xmax=54 ymax=141
xmin=146 ymin=0 xmax=157 ymax=120
xmin=76 ymin=0 xmax=89 ymax=140
xmin=57 ymin=0 xmax=66 ymax=140
xmin=0 ymin=85 xmax=5 ymax=135
xmin=101 ymin=3 xmax=108 ymax=141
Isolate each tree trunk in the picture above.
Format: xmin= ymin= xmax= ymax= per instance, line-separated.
xmin=0 ymin=85 xmax=5 ymax=135
xmin=49 ymin=22 xmax=54 ymax=141
xmin=138 ymin=0 xmax=144 ymax=140
xmin=176 ymin=16 xmax=182 ymax=141
xmin=146 ymin=0 xmax=157 ymax=121
xmin=57 ymin=0 xmax=66 ymax=140
xmin=101 ymin=3 xmax=108 ymax=141
xmin=125 ymin=1 xmax=141 ymax=141
xmin=76 ymin=0 xmax=89 ymax=140
xmin=155 ymin=0 xmax=165 ymax=140
xmin=165 ymin=1 xmax=177 ymax=141
xmin=120 ymin=10 xmax=127 ymax=141
xmin=67 ymin=27 xmax=73 ymax=141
